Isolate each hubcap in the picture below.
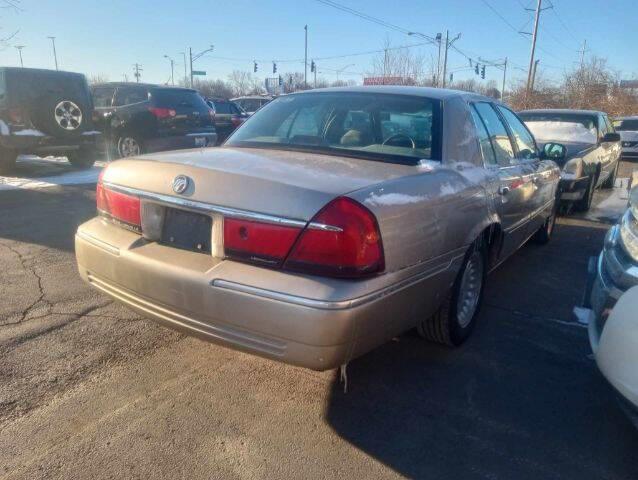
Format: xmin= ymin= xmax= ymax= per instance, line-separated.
xmin=54 ymin=101 xmax=82 ymax=130
xmin=119 ymin=137 xmax=140 ymax=157
xmin=456 ymin=251 xmax=484 ymax=328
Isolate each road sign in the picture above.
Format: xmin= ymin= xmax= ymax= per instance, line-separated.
xmin=192 ymin=70 xmax=206 ymax=76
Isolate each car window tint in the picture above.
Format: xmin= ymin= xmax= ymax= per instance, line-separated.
xmin=213 ymin=102 xmax=232 ymax=114
xmin=497 ymin=106 xmax=538 ymax=160
xmin=470 ymin=105 xmax=497 ymax=165
xmin=93 ymin=87 xmax=115 ymax=108
xmin=603 ymin=115 xmax=614 ymax=134
xmin=278 ymin=105 xmax=321 ymax=139
xmin=473 ymin=102 xmax=515 ymax=167
xmin=615 ymin=119 xmax=638 ymax=131
xmin=114 ymin=87 xmax=147 ymax=106
xmin=230 ymin=103 xmax=242 ymax=114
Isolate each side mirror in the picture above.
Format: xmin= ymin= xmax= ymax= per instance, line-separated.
xmin=602 ymin=132 xmax=621 ymax=143
xmin=542 ymin=142 xmax=567 ymax=161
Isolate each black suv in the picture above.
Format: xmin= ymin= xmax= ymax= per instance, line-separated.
xmin=206 ymin=98 xmax=247 ymax=143
xmin=0 ymin=67 xmax=101 ymax=174
xmin=92 ymin=83 xmax=217 ymax=157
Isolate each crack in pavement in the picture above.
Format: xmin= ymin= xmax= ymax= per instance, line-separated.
xmin=0 ymin=242 xmax=52 ymax=326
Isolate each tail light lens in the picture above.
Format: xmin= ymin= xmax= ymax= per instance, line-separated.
xmin=148 ymin=107 xmax=176 ymax=119
xmin=96 ymin=171 xmax=141 ymax=232
xmin=223 ymin=218 xmax=302 ymax=266
xmin=284 ymin=197 xmax=384 ymax=278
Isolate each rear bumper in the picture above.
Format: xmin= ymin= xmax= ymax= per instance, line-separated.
xmin=559 ymin=175 xmax=589 ymax=201
xmin=75 ymin=217 xmax=458 ymax=370
xmin=0 ymin=131 xmax=101 ymax=154
xmin=145 ymin=132 xmax=217 ymax=152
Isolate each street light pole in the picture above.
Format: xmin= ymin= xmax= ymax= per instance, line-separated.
xmin=164 ymin=55 xmax=175 ymax=85
xmin=189 ymin=47 xmax=193 ymax=88
xmin=180 ymin=52 xmax=187 ymax=85
xmin=441 ymin=31 xmax=461 ymax=89
xmin=526 ymin=0 xmax=542 ymax=95
xmin=304 ymin=25 xmax=308 ymax=88
xmin=189 ymin=45 xmax=214 ymax=88
xmin=15 ymin=45 xmax=24 ymax=67
xmin=47 ymin=36 xmax=58 ymax=70
xmin=501 ymin=57 xmax=508 ymax=102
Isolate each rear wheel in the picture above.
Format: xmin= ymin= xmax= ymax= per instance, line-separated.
xmin=601 ymin=161 xmax=619 ymax=189
xmin=117 ymin=135 xmax=142 ymax=158
xmin=417 ymin=240 xmax=486 ymax=346
xmin=575 ymin=174 xmax=596 ymax=212
xmin=67 ymin=147 xmax=97 ymax=169
xmin=0 ymin=148 xmax=18 ymax=175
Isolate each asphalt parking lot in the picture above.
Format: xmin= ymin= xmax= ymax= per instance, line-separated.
xmin=1 ymin=156 xmax=637 ymax=480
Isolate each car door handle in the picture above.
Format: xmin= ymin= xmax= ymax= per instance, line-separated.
xmin=498 ymin=186 xmax=510 ymax=196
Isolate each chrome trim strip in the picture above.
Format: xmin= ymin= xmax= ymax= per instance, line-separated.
xmin=307 ymin=222 xmax=343 ymax=232
xmin=102 ymin=182 xmax=308 ymax=228
xmin=76 ymin=230 xmax=120 ymax=256
xmin=211 ymin=252 xmax=464 ymax=311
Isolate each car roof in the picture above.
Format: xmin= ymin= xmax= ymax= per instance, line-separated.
xmin=230 ymin=95 xmax=272 ymax=101
xmin=614 ymin=115 xmax=638 ymax=120
xmin=0 ymin=66 xmax=85 ymax=78
xmin=519 ymin=108 xmax=604 ymax=116
xmin=92 ymin=82 xmax=196 ymax=92
xmin=289 ymin=85 xmax=497 ymax=102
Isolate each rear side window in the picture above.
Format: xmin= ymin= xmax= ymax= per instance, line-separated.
xmin=473 ymin=103 xmax=515 ymax=167
xmin=92 ymin=87 xmax=115 ymax=108
xmin=615 ymin=119 xmax=638 ymax=131
xmin=496 ymin=106 xmax=538 ymax=159
xmin=470 ymin=105 xmax=497 ymax=165
xmin=114 ymin=87 xmax=147 ymax=106
xmin=212 ymin=101 xmax=232 ymax=114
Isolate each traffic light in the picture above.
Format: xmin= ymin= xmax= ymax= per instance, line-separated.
xmin=253 ymin=61 xmax=258 ymax=73
xmin=273 ymin=62 xmax=277 ymax=74
xmin=310 ymin=60 xmax=315 ymax=73
xmin=449 ymin=73 xmax=454 ymax=83
xmin=475 ymin=64 xmax=479 ymax=75
xmin=278 ymin=75 xmax=283 ymax=86
xmin=481 ymin=65 xmax=486 ymax=79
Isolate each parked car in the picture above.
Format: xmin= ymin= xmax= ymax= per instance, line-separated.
xmin=612 ymin=116 xmax=638 ymax=160
xmin=75 ymin=86 xmax=561 ymax=371
xmin=0 ymin=67 xmax=101 ymax=174
xmin=91 ymin=83 xmax=216 ymax=158
xmin=206 ymin=98 xmax=248 ymax=143
xmin=588 ymin=286 xmax=638 ymax=428
xmin=587 ymin=178 xmax=638 ymax=328
xmin=230 ymin=95 xmax=272 ymax=115
xmin=519 ymin=109 xmax=622 ymax=211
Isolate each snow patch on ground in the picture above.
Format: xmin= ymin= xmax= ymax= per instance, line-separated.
xmin=0 ymin=120 xmax=9 ymax=135
xmin=364 ymin=192 xmax=427 ymax=207
xmin=13 ymin=129 xmax=46 ymax=136
xmin=0 ymin=156 xmax=106 ymax=191
xmin=583 ymin=178 xmax=630 ymax=222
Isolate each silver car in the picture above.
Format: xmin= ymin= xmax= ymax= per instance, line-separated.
xmin=75 ymin=87 xmax=560 ymax=371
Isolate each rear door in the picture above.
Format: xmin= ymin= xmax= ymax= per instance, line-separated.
xmin=472 ymin=102 xmax=531 ymax=258
xmin=600 ymin=114 xmax=621 ymax=182
xmin=149 ymin=89 xmax=213 ymax=135
xmin=92 ymin=86 xmax=117 ymax=133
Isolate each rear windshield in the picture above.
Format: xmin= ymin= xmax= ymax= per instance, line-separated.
xmin=613 ymin=119 xmax=638 ymax=131
xmin=519 ymin=113 xmax=598 ymax=143
xmin=151 ymin=89 xmax=208 ymax=110
xmin=226 ymin=92 xmax=440 ymax=164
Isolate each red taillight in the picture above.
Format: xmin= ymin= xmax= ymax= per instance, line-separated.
xmin=148 ymin=107 xmax=176 ymax=119
xmin=223 ymin=218 xmax=302 ymax=266
xmin=231 ymin=115 xmax=243 ymax=128
xmin=97 ymin=175 xmax=141 ymax=231
xmin=284 ymin=197 xmax=384 ymax=278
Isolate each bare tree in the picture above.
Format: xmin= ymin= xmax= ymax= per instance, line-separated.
xmin=368 ymin=38 xmax=431 ymax=84
xmin=227 ymin=70 xmax=263 ymax=97
xmin=192 ymin=79 xmax=234 ymax=99
xmin=88 ymin=74 xmax=109 ymax=85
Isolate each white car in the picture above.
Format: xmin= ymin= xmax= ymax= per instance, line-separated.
xmin=589 ymin=286 xmax=638 ymax=427
xmin=612 ymin=116 xmax=638 ymax=160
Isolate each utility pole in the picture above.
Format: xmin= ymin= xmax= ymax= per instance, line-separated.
xmin=303 ymin=25 xmax=308 ymax=88
xmin=530 ymin=59 xmax=540 ymax=92
xmin=133 ymin=63 xmax=142 ymax=82
xmin=164 ymin=55 xmax=175 ymax=85
xmin=501 ymin=57 xmax=508 ymax=102
xmin=383 ymin=48 xmax=388 ymax=80
xmin=189 ymin=47 xmax=193 ymax=88
xmin=435 ymin=33 xmax=442 ymax=87
xmin=47 ymin=36 xmax=58 ymax=70
xmin=15 ymin=45 xmax=24 ymax=68
xmin=189 ymin=45 xmax=215 ymax=88
xmin=579 ymin=39 xmax=588 ymax=69
xmin=525 ymin=0 xmax=543 ymax=95
xmin=441 ymin=31 xmax=461 ymax=88
xmin=180 ymin=52 xmax=187 ymax=85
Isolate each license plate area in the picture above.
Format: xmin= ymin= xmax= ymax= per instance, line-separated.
xmin=160 ymin=207 xmax=212 ymax=254
xmin=194 ymin=136 xmax=207 ymax=146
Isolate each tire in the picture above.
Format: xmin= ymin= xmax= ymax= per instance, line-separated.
xmin=417 ymin=240 xmax=487 ymax=346
xmin=575 ymin=174 xmax=595 ymax=212
xmin=532 ymin=202 xmax=557 ymax=245
xmin=32 ymin=96 xmax=88 ymax=137
xmin=67 ymin=147 xmax=97 ymax=169
xmin=0 ymin=148 xmax=18 ymax=175
xmin=116 ymin=135 xmax=143 ymax=158
xmin=601 ymin=161 xmax=619 ymax=189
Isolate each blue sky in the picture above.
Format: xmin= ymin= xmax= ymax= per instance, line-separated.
xmin=2 ymin=0 xmax=636 ymax=89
